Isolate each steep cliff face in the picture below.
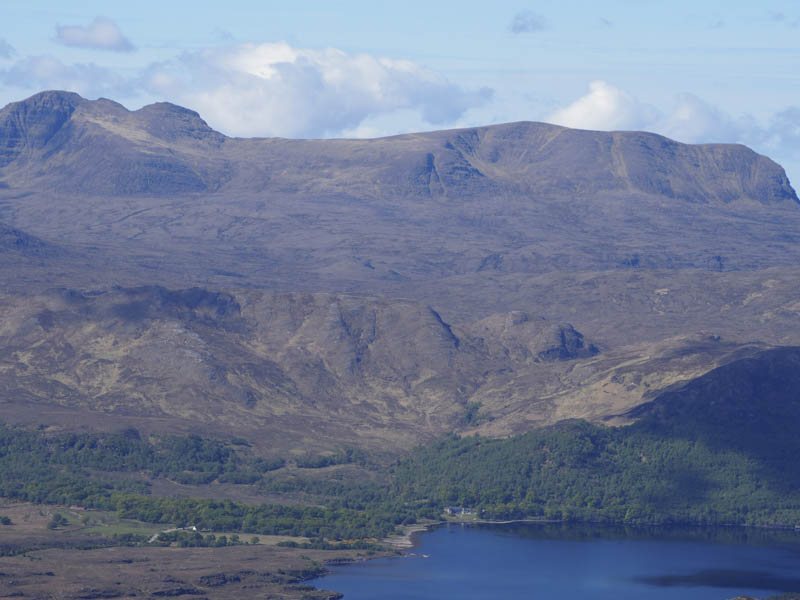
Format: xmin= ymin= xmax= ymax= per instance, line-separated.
xmin=0 ymin=91 xmax=84 ymax=167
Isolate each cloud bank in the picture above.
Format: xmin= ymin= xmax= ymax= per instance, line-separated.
xmin=55 ymin=17 xmax=135 ymax=52
xmin=547 ymin=80 xmax=790 ymax=146
xmin=0 ymin=41 xmax=490 ymax=138
xmin=140 ymin=42 xmax=492 ymax=137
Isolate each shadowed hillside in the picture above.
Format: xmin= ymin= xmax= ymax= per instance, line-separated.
xmin=389 ymin=346 xmax=800 ymax=526
xmin=628 ymin=346 xmax=800 ymax=481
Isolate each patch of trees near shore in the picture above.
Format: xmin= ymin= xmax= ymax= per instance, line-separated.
xmin=390 ymin=416 xmax=800 ymax=527
xmin=0 ymin=424 xmax=406 ymax=539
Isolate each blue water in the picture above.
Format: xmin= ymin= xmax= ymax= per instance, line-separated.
xmin=311 ymin=523 xmax=800 ymax=600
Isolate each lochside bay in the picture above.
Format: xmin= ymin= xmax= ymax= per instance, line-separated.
xmin=312 ymin=522 xmax=800 ymax=600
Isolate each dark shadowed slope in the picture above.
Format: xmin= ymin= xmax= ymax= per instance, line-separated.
xmin=630 ymin=346 xmax=800 ymax=454
xmin=624 ymin=346 xmax=800 ymax=493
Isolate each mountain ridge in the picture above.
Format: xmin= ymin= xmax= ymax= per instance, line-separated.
xmin=0 ymin=90 xmax=796 ymax=206
xmin=2 ymin=90 xmax=800 ymax=315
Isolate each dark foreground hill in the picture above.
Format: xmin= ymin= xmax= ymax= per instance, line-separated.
xmin=389 ymin=346 xmax=800 ymax=525
xmin=627 ymin=346 xmax=800 ymax=462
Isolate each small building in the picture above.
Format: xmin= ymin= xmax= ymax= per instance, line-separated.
xmin=445 ymin=506 xmax=476 ymax=516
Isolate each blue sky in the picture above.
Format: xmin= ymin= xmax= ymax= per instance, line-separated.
xmin=2 ymin=1 xmax=799 ymax=184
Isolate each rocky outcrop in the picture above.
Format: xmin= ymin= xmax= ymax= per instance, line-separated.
xmin=466 ymin=311 xmax=597 ymax=363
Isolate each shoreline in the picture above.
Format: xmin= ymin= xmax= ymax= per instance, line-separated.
xmin=381 ymin=516 xmax=800 ymax=552
xmin=380 ymin=517 xmax=560 ymax=551
xmin=381 ymin=521 xmax=442 ymax=550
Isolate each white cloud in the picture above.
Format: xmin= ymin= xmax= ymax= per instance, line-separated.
xmin=656 ymin=93 xmax=756 ymax=144
xmin=141 ymin=42 xmax=492 ymax=137
xmin=762 ymin=108 xmax=800 ymax=166
xmin=0 ymin=41 xmax=490 ymax=138
xmin=55 ymin=17 xmax=135 ymax=52
xmin=547 ymin=80 xmax=659 ymax=131
xmin=546 ymin=81 xmax=766 ymax=143
xmin=768 ymin=108 xmax=800 ymax=146
xmin=0 ymin=38 xmax=15 ymax=59
xmin=510 ymin=10 xmax=548 ymax=34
